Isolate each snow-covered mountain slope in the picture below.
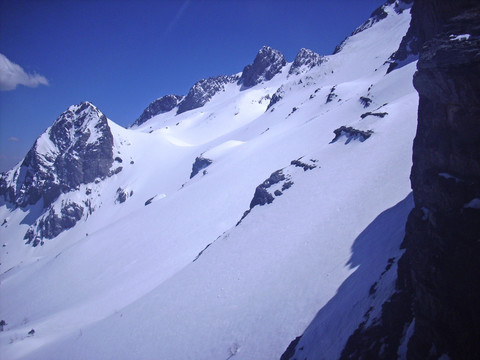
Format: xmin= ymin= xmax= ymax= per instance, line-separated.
xmin=0 ymin=2 xmax=417 ymax=359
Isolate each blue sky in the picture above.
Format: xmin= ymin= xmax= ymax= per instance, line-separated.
xmin=0 ymin=0 xmax=385 ymax=171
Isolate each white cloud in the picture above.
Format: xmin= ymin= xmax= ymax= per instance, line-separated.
xmin=0 ymin=53 xmax=49 ymax=91
xmin=8 ymin=136 xmax=20 ymax=142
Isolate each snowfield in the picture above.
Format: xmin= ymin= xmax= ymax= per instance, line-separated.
xmin=1 ymin=3 xmax=417 ymax=359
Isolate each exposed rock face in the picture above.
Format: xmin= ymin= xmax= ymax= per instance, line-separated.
xmin=133 ymin=95 xmax=183 ymax=126
xmin=177 ymin=75 xmax=237 ymax=114
xmin=238 ymin=158 xmax=317 ymax=225
xmin=325 ymin=86 xmax=338 ymax=103
xmin=359 ymin=96 xmax=372 ymax=108
xmin=0 ymin=102 xmax=114 ymax=208
xmin=402 ymin=4 xmax=480 ymax=358
xmin=289 ymin=48 xmax=324 ymax=75
xmin=339 ymin=1 xmax=480 ymax=359
xmin=266 ymin=86 xmax=285 ymax=111
xmin=115 ymin=187 xmax=133 ymax=204
xmin=238 ymin=46 xmax=286 ymax=88
xmin=24 ymin=201 xmax=84 ymax=246
xmin=330 ymin=126 xmax=373 ymax=144
xmin=190 ymin=156 xmax=213 ymax=178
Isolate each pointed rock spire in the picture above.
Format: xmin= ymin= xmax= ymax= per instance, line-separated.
xmin=289 ymin=48 xmax=324 ymax=75
xmin=238 ymin=46 xmax=286 ymax=88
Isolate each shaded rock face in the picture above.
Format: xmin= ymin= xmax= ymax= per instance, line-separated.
xmin=190 ymin=156 xmax=213 ymax=178
xmin=402 ymin=5 xmax=480 ymax=359
xmin=330 ymin=126 xmax=373 ymax=144
xmin=133 ymin=95 xmax=183 ymax=126
xmin=339 ymin=2 xmax=480 ymax=360
xmin=289 ymin=48 xmax=324 ymax=75
xmin=238 ymin=46 xmax=286 ymax=88
xmin=0 ymin=102 xmax=114 ymax=208
xmin=177 ymin=75 xmax=237 ymax=115
xmin=238 ymin=158 xmax=317 ymax=226
xmin=387 ymin=0 xmax=480 ymax=72
xmin=24 ymin=201 xmax=84 ymax=246
xmin=266 ymin=86 xmax=285 ymax=111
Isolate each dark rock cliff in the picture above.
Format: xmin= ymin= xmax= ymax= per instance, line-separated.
xmin=401 ymin=3 xmax=480 ymax=358
xmin=339 ymin=1 xmax=480 ymax=359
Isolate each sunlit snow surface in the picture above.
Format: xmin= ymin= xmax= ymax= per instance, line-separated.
xmin=0 ymin=4 xmax=416 ymax=360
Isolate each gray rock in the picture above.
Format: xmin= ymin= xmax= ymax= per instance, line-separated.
xmin=132 ymin=95 xmax=183 ymax=126
xmin=325 ymin=86 xmax=338 ymax=103
xmin=360 ymin=112 xmax=388 ymax=119
xmin=238 ymin=46 xmax=286 ymax=88
xmin=266 ymin=86 xmax=285 ymax=111
xmin=190 ymin=156 xmax=213 ymax=178
xmin=289 ymin=48 xmax=324 ymax=75
xmin=359 ymin=96 xmax=372 ymax=108
xmin=0 ymin=102 xmax=114 ymax=208
xmin=177 ymin=76 xmax=238 ymax=115
xmin=24 ymin=201 xmax=84 ymax=246
xmin=330 ymin=126 xmax=373 ymax=144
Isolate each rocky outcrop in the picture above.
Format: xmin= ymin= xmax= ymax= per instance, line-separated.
xmin=132 ymin=95 xmax=183 ymax=126
xmin=330 ymin=126 xmax=373 ymax=144
xmin=238 ymin=46 xmax=286 ymax=88
xmin=177 ymin=75 xmax=237 ymax=115
xmin=289 ymin=48 xmax=324 ymax=75
xmin=0 ymin=102 xmax=114 ymax=208
xmin=24 ymin=201 xmax=84 ymax=246
xmin=339 ymin=1 xmax=480 ymax=359
xmin=238 ymin=158 xmax=317 ymax=225
xmin=325 ymin=86 xmax=338 ymax=103
xmin=359 ymin=96 xmax=372 ymax=108
xmin=266 ymin=86 xmax=285 ymax=111
xmin=360 ymin=111 xmax=388 ymax=119
xmin=115 ymin=187 xmax=133 ymax=204
xmin=190 ymin=156 xmax=213 ymax=178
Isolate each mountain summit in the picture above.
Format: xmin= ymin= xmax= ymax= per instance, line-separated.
xmin=238 ymin=46 xmax=286 ymax=87
xmin=0 ymin=102 xmax=114 ymax=208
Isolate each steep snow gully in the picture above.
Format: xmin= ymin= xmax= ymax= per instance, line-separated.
xmin=2 ymin=0 xmax=472 ymax=359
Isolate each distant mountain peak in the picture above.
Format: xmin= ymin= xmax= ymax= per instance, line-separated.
xmin=238 ymin=46 xmax=286 ymax=88
xmin=289 ymin=48 xmax=325 ymax=75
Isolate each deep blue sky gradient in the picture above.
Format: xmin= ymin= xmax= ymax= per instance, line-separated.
xmin=0 ymin=0 xmax=385 ymax=171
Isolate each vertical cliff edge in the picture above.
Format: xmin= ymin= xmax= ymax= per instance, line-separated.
xmin=340 ymin=1 xmax=480 ymax=359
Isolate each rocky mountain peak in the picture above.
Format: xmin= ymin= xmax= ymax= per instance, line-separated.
xmin=0 ymin=102 xmax=115 ymax=208
xmin=289 ymin=48 xmax=324 ymax=75
xmin=238 ymin=46 xmax=286 ymax=88
xmin=132 ymin=95 xmax=183 ymax=127
xmin=49 ymin=101 xmax=109 ymax=150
